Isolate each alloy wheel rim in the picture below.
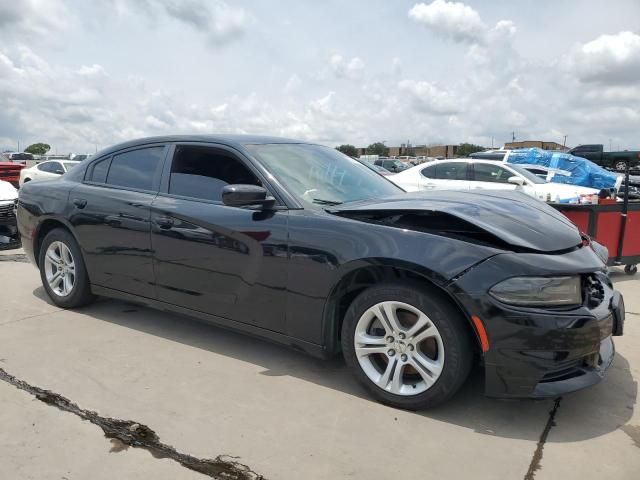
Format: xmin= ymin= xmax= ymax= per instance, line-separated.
xmin=354 ymin=301 xmax=444 ymax=396
xmin=44 ymin=241 xmax=76 ymax=297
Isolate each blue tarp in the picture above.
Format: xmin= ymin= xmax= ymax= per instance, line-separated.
xmin=506 ymin=148 xmax=619 ymax=190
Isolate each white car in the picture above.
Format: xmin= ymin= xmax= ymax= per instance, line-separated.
xmin=390 ymin=159 xmax=600 ymax=201
xmin=19 ymin=160 xmax=80 ymax=187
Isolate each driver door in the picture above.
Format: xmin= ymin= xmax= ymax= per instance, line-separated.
xmin=150 ymin=143 xmax=289 ymax=333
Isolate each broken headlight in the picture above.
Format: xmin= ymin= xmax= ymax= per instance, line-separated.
xmin=489 ymin=276 xmax=582 ymax=307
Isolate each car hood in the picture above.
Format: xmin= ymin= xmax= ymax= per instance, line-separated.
xmin=330 ymin=190 xmax=582 ymax=253
xmin=0 ymin=180 xmax=17 ymax=201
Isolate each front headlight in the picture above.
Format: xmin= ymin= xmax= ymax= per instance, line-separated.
xmin=489 ymin=276 xmax=582 ymax=307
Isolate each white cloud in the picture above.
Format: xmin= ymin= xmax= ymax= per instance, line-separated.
xmin=409 ymin=0 xmax=486 ymax=43
xmin=391 ymin=57 xmax=402 ymax=75
xmin=77 ymin=64 xmax=106 ymax=76
xmin=329 ymin=55 xmax=365 ymax=80
xmin=398 ymin=80 xmax=462 ymax=114
xmin=118 ymin=0 xmax=250 ymax=45
xmin=569 ymin=31 xmax=640 ymax=85
xmin=0 ymin=0 xmax=69 ymax=39
xmin=284 ymin=73 xmax=302 ymax=92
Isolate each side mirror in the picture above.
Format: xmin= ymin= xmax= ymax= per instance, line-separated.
xmin=55 ymin=169 xmax=65 ymax=175
xmin=508 ymin=176 xmax=524 ymax=186
xmin=222 ymin=184 xmax=275 ymax=209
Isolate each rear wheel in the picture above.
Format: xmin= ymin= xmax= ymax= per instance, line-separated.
xmin=39 ymin=228 xmax=95 ymax=308
xmin=341 ymin=281 xmax=473 ymax=409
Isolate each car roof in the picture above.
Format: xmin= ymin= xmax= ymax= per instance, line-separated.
xmin=93 ymin=134 xmax=312 ymax=159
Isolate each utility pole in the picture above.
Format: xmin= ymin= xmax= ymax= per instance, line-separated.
xmin=511 ymin=131 xmax=516 ymax=143
xmin=609 ymin=139 xmax=612 ymax=152
xmin=563 ymin=135 xmax=567 ymax=147
xmin=17 ymin=140 xmax=20 ymax=152
xmin=491 ymin=136 xmax=494 ymax=148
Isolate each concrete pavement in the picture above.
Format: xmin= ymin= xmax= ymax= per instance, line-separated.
xmin=0 ymin=249 xmax=638 ymax=479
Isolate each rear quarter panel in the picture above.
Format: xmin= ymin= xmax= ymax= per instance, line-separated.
xmin=17 ymin=180 xmax=75 ymax=264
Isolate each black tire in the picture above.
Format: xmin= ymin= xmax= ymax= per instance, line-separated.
xmin=341 ymin=280 xmax=473 ymax=410
xmin=38 ymin=228 xmax=95 ymax=308
xmin=624 ymin=264 xmax=637 ymax=275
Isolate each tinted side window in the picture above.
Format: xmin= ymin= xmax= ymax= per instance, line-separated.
xmin=106 ymin=147 xmax=165 ymax=190
xmin=473 ymin=163 xmax=512 ymax=183
xmin=38 ymin=162 xmax=59 ymax=173
xmin=421 ymin=164 xmax=437 ymax=178
xmin=87 ymin=157 xmax=111 ymax=183
xmin=435 ymin=162 xmax=467 ymax=180
xmin=169 ymin=146 xmax=261 ymax=202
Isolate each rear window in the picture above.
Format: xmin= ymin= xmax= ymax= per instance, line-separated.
xmin=106 ymin=147 xmax=165 ymax=191
xmin=87 ymin=157 xmax=110 ymax=183
xmin=434 ymin=162 xmax=468 ymax=180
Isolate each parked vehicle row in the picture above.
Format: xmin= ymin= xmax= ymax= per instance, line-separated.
xmin=390 ymin=158 xmax=599 ymax=201
xmin=17 ymin=135 xmax=624 ymax=409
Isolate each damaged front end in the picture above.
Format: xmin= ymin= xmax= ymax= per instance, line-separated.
xmin=330 ymin=190 xmax=585 ymax=254
xmin=330 ymin=190 xmax=623 ymax=398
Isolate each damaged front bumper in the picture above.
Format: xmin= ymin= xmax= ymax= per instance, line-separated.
xmin=450 ymin=245 xmax=624 ymax=398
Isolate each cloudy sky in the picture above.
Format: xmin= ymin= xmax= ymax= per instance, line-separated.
xmin=1 ymin=0 xmax=639 ymax=154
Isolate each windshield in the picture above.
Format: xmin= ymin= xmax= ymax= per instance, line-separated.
xmin=508 ymin=164 xmax=546 ymax=184
xmin=247 ymin=144 xmax=402 ymax=205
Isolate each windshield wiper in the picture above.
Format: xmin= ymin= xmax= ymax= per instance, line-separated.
xmin=312 ymin=198 xmax=343 ymax=206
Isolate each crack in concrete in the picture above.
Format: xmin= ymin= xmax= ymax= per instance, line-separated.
xmin=524 ymin=397 xmax=562 ymax=480
xmin=0 ymin=309 xmax=63 ymax=327
xmin=0 ymin=367 xmax=265 ymax=480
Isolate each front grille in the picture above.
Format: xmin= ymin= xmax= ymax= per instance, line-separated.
xmin=0 ymin=203 xmax=16 ymax=219
xmin=584 ymin=273 xmax=605 ymax=308
xmin=540 ymin=364 xmax=583 ymax=383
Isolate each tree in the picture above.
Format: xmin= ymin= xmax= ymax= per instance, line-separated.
xmin=366 ymin=142 xmax=389 ymax=156
xmin=25 ymin=143 xmax=51 ymax=155
xmin=456 ymin=143 xmax=485 ymax=157
xmin=336 ymin=144 xmax=358 ymax=157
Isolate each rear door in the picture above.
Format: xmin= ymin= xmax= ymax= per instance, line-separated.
xmin=150 ymin=143 xmax=289 ymax=333
xmin=69 ymin=144 xmax=167 ymax=298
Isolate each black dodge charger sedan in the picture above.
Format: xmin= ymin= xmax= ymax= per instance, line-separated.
xmin=17 ymin=135 xmax=624 ymax=409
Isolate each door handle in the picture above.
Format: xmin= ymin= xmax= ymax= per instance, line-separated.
xmin=155 ymin=217 xmax=174 ymax=229
xmin=72 ymin=198 xmax=87 ymax=209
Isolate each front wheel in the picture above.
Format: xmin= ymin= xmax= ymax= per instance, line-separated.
xmin=39 ymin=228 xmax=95 ymax=308
xmin=341 ymin=281 xmax=473 ymax=410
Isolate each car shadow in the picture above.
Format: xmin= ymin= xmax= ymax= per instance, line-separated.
xmin=33 ymin=287 xmax=637 ymax=443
